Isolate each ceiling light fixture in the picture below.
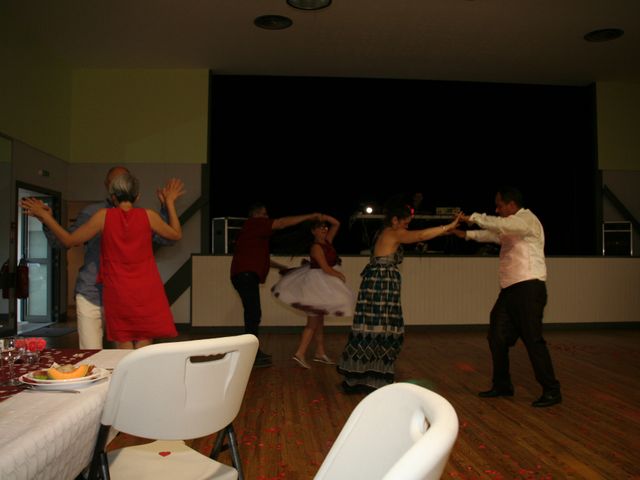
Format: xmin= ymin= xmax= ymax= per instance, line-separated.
xmin=584 ymin=28 xmax=624 ymax=42
xmin=287 ymin=0 xmax=332 ymax=10
xmin=254 ymin=15 xmax=293 ymax=30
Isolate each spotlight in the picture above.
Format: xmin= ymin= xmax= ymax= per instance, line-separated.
xmin=355 ymin=201 xmax=378 ymax=216
xmin=254 ymin=15 xmax=293 ymax=30
xmin=287 ymin=0 xmax=332 ymax=10
xmin=584 ymin=28 xmax=624 ymax=42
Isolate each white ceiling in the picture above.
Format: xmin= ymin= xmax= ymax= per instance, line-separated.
xmin=2 ymin=0 xmax=640 ymax=85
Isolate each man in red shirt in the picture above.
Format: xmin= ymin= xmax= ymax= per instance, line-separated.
xmin=231 ymin=203 xmax=321 ymax=367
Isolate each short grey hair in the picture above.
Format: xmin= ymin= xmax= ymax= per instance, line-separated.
xmin=109 ymin=173 xmax=140 ymax=203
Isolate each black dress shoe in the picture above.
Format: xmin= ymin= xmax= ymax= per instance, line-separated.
xmin=478 ymin=387 xmax=514 ymax=398
xmin=253 ymin=355 xmax=273 ymax=368
xmin=531 ymin=391 xmax=562 ymax=407
xmin=340 ymin=381 xmax=377 ymax=394
xmin=257 ymin=349 xmax=272 ymax=359
xmin=340 ymin=381 xmax=362 ymax=394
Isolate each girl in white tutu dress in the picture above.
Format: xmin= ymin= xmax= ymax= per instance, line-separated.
xmin=272 ymin=214 xmax=355 ymax=368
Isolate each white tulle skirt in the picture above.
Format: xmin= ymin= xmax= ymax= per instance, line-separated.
xmin=271 ymin=264 xmax=356 ymax=317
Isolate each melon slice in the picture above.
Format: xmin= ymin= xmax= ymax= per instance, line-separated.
xmin=47 ymin=364 xmax=91 ymax=380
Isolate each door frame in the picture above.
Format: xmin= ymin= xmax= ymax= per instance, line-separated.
xmin=15 ymin=181 xmax=62 ymax=326
xmin=0 ymin=134 xmax=13 ymax=336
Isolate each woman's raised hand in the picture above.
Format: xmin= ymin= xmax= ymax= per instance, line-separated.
xmin=20 ymin=197 xmax=51 ymax=220
xmin=451 ymin=212 xmax=463 ymax=229
xmin=162 ymin=178 xmax=185 ymax=204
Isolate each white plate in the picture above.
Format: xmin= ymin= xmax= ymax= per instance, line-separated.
xmin=21 ymin=366 xmax=103 ymax=384
xmin=19 ymin=368 xmax=109 ymax=387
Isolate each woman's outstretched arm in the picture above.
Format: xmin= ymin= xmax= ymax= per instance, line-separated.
xmin=21 ymin=197 xmax=105 ymax=248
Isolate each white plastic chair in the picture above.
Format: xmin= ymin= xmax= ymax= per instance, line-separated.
xmin=314 ymin=382 xmax=459 ymax=480
xmin=88 ymin=334 xmax=258 ymax=480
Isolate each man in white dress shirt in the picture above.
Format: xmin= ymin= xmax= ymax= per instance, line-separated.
xmin=454 ymin=187 xmax=561 ymax=407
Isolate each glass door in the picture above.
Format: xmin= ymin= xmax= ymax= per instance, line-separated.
xmin=17 ymin=186 xmax=60 ymax=327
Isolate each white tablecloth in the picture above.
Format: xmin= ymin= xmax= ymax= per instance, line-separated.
xmin=0 ymin=349 xmax=132 ymax=480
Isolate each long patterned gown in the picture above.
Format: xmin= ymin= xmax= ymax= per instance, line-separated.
xmin=337 ymin=248 xmax=404 ymax=390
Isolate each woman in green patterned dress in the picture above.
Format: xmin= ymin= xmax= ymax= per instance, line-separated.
xmin=337 ymin=203 xmax=460 ymax=392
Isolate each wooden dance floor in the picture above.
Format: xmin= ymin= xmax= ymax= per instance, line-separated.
xmin=99 ymin=327 xmax=640 ymax=479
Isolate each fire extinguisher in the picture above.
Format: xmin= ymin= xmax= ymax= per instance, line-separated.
xmin=16 ymin=258 xmax=29 ymax=299
xmin=1 ymin=260 xmax=9 ymax=299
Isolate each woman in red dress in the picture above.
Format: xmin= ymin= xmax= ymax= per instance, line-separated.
xmin=21 ymin=173 xmax=184 ymax=349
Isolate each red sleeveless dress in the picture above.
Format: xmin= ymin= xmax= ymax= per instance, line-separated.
xmin=98 ymin=208 xmax=177 ymax=342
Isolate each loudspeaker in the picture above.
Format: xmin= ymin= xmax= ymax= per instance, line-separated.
xmin=212 ymin=217 xmax=246 ymax=254
xmin=602 ymin=222 xmax=632 ymax=256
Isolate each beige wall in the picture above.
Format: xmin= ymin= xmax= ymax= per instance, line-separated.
xmin=70 ymin=69 xmax=209 ymax=164
xmin=0 ymin=136 xmax=11 ymax=164
xmin=12 ymin=141 xmax=69 ymax=195
xmin=192 ymin=256 xmax=640 ymax=327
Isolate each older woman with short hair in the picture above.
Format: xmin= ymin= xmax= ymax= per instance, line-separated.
xmin=21 ymin=173 xmax=184 ymax=349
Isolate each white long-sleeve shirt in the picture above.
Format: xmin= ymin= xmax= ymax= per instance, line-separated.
xmin=466 ymin=208 xmax=547 ymax=288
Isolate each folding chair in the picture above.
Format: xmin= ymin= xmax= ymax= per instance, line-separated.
xmin=314 ymin=382 xmax=459 ymax=480
xmin=88 ymin=334 xmax=258 ymax=480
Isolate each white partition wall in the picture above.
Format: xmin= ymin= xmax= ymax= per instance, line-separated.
xmin=192 ymin=255 xmax=640 ymax=327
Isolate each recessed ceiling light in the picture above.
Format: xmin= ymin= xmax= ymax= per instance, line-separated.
xmin=287 ymin=0 xmax=332 ymax=10
xmin=584 ymin=28 xmax=624 ymax=42
xmin=254 ymin=15 xmax=293 ymax=30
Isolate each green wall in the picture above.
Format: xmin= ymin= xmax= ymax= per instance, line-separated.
xmin=597 ymin=81 xmax=640 ymax=171
xmin=0 ymin=136 xmax=11 ymax=164
xmin=70 ymin=69 xmax=208 ymax=164
xmin=0 ymin=57 xmax=72 ymax=162
xmin=0 ymin=64 xmax=208 ymax=165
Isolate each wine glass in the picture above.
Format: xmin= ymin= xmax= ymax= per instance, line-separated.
xmin=1 ymin=337 xmax=24 ymax=386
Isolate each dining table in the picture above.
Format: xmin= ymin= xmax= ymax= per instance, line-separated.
xmin=0 ymin=348 xmax=132 ymax=480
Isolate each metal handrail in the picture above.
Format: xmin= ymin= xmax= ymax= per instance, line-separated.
xmin=602 ymin=184 xmax=640 ymax=233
